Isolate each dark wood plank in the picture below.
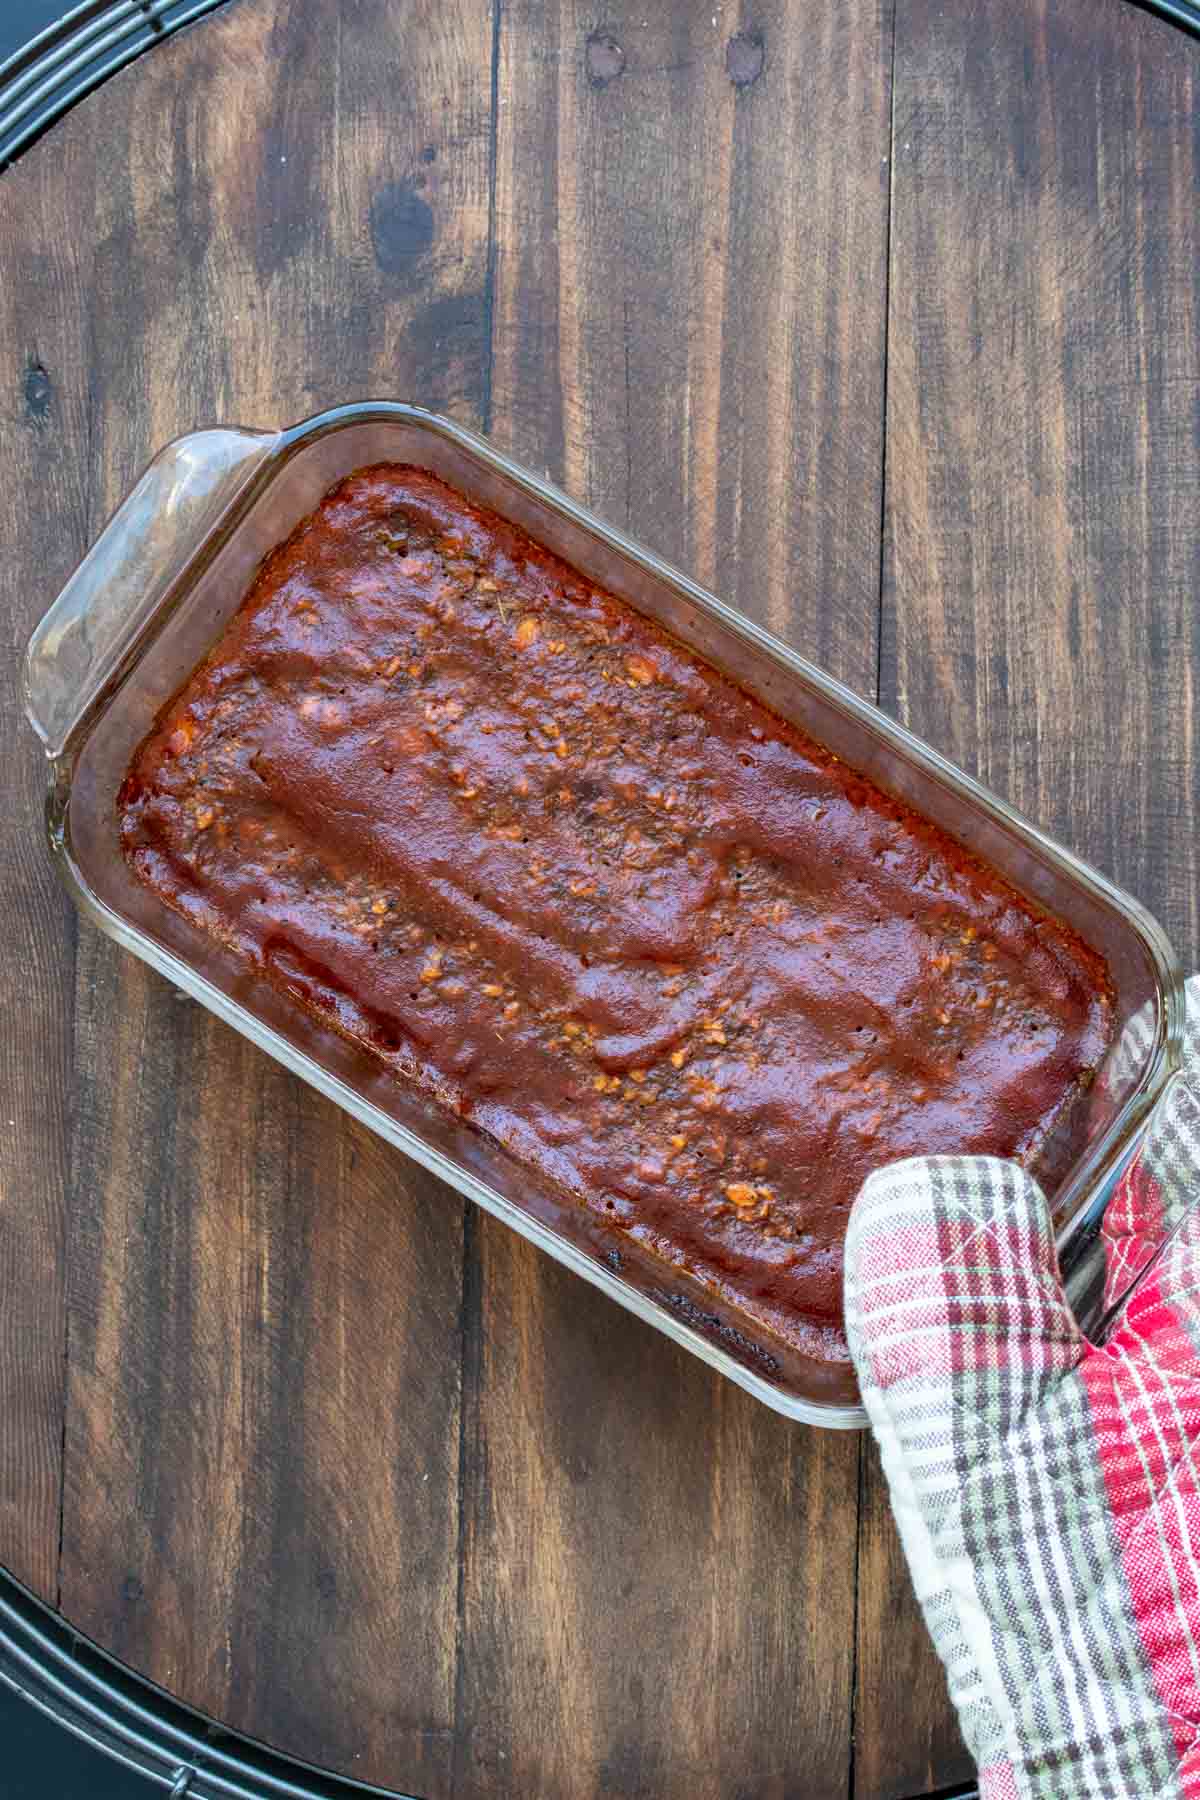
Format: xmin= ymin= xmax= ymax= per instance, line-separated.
xmin=455 ymin=6 xmax=894 ymax=1796
xmin=856 ymin=1 xmax=1200 ymax=1794
xmin=855 ymin=1445 xmax=971 ymax=1800
xmin=0 ymin=162 xmax=93 ymax=1599
xmin=0 ymin=0 xmax=495 ymax=1788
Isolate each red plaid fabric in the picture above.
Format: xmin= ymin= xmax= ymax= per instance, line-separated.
xmin=845 ymin=977 xmax=1200 ymax=1799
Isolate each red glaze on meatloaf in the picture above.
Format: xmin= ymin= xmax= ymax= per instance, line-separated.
xmin=118 ymin=465 xmax=1113 ymax=1370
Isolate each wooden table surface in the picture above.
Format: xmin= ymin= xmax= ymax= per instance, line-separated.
xmin=1 ymin=1 xmax=1197 ymax=1795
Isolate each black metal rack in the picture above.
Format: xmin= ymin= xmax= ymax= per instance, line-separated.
xmin=0 ymin=1571 xmax=402 ymax=1798
xmin=0 ymin=0 xmax=232 ymax=169
xmin=1135 ymin=0 xmax=1200 ymax=31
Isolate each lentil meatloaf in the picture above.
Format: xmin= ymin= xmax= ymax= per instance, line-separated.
xmin=118 ymin=464 xmax=1114 ymax=1375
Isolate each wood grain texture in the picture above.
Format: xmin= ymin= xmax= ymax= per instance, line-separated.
xmin=24 ymin=0 xmax=494 ymax=1788
xmin=854 ymin=1 xmax=1200 ymax=1795
xmin=854 ymin=1444 xmax=972 ymax=1800
xmin=458 ymin=5 xmax=894 ymax=1797
xmin=0 ymin=150 xmax=95 ymax=1600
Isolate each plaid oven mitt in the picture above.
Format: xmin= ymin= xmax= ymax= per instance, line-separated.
xmin=844 ymin=976 xmax=1200 ymax=1800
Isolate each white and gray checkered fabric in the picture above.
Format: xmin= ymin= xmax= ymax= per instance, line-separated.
xmin=845 ymin=978 xmax=1200 ymax=1800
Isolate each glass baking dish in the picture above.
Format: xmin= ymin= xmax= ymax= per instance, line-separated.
xmin=23 ymin=402 xmax=1184 ymax=1428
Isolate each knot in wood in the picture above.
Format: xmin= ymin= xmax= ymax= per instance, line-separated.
xmin=726 ymin=31 xmax=765 ymax=89
xmin=585 ymin=32 xmax=625 ymax=89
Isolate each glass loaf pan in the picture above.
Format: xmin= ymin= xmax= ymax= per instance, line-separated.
xmin=23 ymin=403 xmax=1184 ymax=1428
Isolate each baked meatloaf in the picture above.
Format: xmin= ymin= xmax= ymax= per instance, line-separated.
xmin=118 ymin=465 xmax=1113 ymax=1374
